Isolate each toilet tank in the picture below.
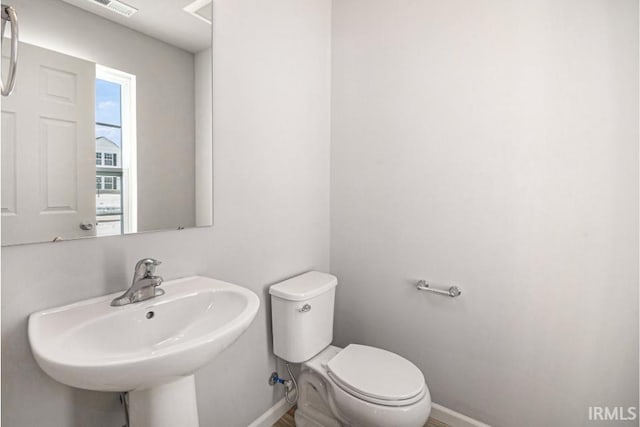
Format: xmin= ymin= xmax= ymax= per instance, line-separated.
xmin=269 ymin=271 xmax=338 ymax=363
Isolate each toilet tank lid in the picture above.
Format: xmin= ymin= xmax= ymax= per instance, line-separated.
xmin=269 ymin=271 xmax=338 ymax=301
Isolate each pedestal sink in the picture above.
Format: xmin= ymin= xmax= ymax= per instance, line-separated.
xmin=28 ymin=276 xmax=260 ymax=427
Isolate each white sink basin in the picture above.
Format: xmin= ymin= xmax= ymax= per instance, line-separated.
xmin=28 ymin=276 xmax=260 ymax=427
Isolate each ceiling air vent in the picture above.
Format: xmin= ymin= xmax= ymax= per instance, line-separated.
xmin=87 ymin=0 xmax=137 ymax=18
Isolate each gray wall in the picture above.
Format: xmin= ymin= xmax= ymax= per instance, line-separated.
xmin=195 ymin=47 xmax=213 ymax=228
xmin=330 ymin=0 xmax=639 ymax=426
xmin=1 ymin=0 xmax=331 ymax=426
xmin=10 ymin=0 xmax=197 ymax=232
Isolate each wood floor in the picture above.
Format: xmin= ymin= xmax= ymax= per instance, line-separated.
xmin=273 ymin=407 xmax=296 ymax=427
xmin=272 ymin=407 xmax=450 ymax=427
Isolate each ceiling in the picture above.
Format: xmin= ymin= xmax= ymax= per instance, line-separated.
xmin=59 ymin=0 xmax=212 ymax=53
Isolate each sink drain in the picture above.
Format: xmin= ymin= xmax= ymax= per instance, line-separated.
xmin=146 ymin=311 xmax=155 ymax=319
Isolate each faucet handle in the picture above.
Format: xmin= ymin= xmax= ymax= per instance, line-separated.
xmin=134 ymin=258 xmax=162 ymax=278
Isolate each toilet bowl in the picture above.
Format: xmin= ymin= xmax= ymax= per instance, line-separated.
xmin=269 ymin=272 xmax=431 ymax=427
xmin=295 ymin=345 xmax=431 ymax=427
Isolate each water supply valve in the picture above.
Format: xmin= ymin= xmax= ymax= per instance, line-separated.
xmin=269 ymin=372 xmax=295 ymax=393
xmin=269 ymin=363 xmax=299 ymax=404
xmin=269 ymin=372 xmax=289 ymax=387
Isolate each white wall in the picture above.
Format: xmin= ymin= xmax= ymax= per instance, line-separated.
xmin=331 ymin=1 xmax=638 ymax=426
xmin=195 ymin=47 xmax=213 ymax=227
xmin=1 ymin=0 xmax=331 ymax=426
xmin=10 ymin=0 xmax=197 ymax=233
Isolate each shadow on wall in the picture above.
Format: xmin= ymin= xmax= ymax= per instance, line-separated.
xmin=72 ymin=388 xmax=123 ymax=427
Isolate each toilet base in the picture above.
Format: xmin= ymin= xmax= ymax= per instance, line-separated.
xmin=296 ymin=407 xmax=341 ymax=427
xmin=296 ymin=346 xmax=431 ymax=427
xmin=295 ymin=374 xmax=343 ymax=427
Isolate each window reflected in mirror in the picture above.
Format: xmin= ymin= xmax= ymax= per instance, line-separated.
xmin=95 ymin=68 xmax=134 ymax=237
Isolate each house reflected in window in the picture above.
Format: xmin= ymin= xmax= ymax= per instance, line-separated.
xmin=95 ymin=76 xmax=124 ymax=236
xmin=96 ymin=136 xmax=123 ymax=236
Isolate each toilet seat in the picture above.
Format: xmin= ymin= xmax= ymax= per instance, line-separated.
xmin=326 ymin=344 xmax=426 ymax=407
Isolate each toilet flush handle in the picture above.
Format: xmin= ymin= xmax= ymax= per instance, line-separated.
xmin=298 ymin=304 xmax=311 ymax=313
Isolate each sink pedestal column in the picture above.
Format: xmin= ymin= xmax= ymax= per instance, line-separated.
xmin=129 ymin=375 xmax=199 ymax=427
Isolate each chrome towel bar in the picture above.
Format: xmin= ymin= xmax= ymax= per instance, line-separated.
xmin=1 ymin=5 xmax=19 ymax=97
xmin=416 ymin=280 xmax=462 ymax=298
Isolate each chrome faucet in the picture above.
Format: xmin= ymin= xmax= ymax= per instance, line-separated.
xmin=111 ymin=258 xmax=164 ymax=307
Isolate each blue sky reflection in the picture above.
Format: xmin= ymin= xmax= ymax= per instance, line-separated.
xmin=96 ymin=79 xmax=122 ymax=146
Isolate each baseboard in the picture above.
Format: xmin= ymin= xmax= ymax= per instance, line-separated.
xmin=246 ymin=398 xmax=488 ymax=427
xmin=431 ymin=403 xmax=491 ymax=427
xmin=247 ymin=397 xmax=294 ymax=427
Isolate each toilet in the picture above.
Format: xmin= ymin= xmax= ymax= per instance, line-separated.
xmin=270 ymin=271 xmax=431 ymax=427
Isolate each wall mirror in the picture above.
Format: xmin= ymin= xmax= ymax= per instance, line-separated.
xmin=1 ymin=0 xmax=213 ymax=246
